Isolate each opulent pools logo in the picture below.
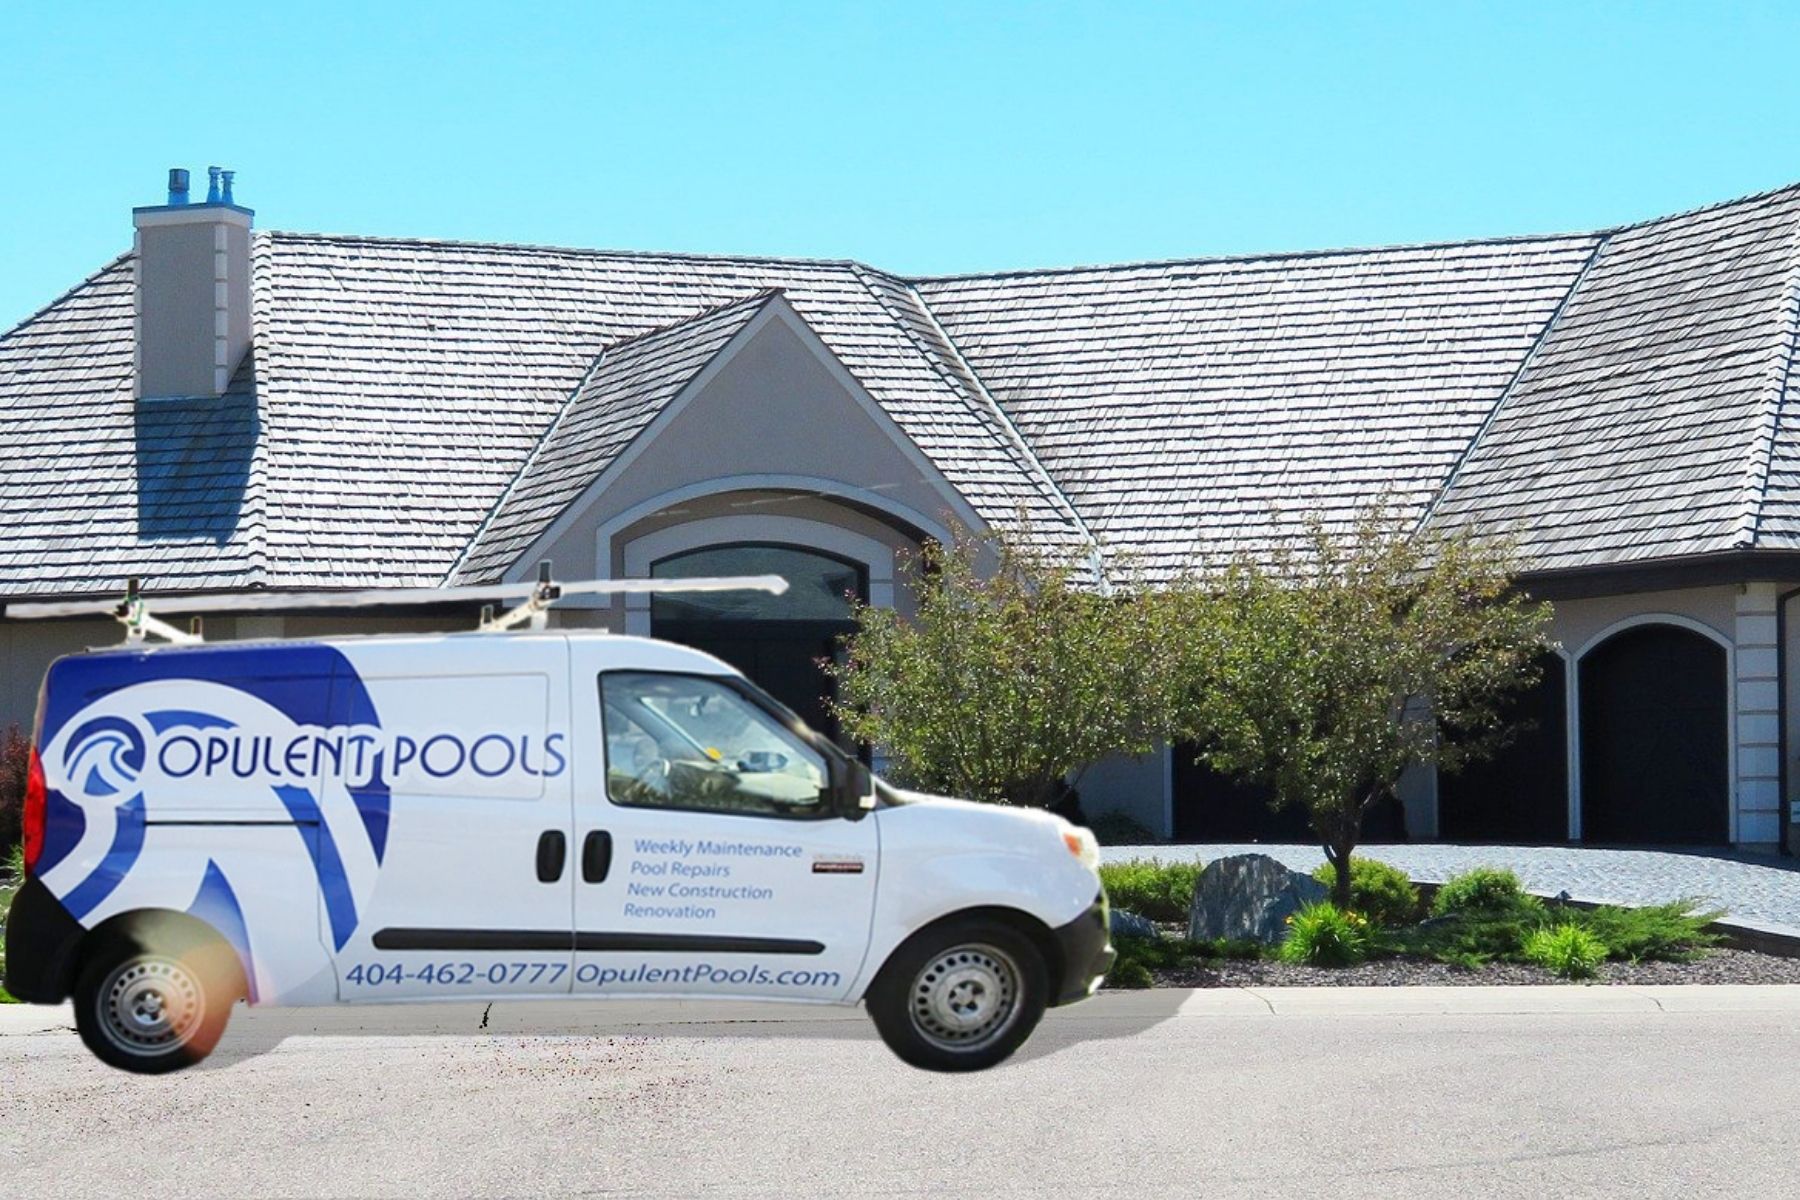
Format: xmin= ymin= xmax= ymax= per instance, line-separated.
xmin=62 ymin=714 xmax=149 ymax=799
xmin=146 ymin=723 xmax=567 ymax=790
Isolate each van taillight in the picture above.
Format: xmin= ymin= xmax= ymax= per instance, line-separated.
xmin=21 ymin=745 xmax=45 ymax=874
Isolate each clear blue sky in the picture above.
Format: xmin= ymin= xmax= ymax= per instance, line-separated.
xmin=4 ymin=1 xmax=1800 ymax=329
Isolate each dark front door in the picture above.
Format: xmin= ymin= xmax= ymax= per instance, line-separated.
xmin=1438 ymin=653 xmax=1569 ymax=843
xmin=1579 ymin=625 xmax=1728 ymax=845
xmin=649 ymin=542 xmax=867 ymax=745
xmin=653 ymin=620 xmax=849 ymax=739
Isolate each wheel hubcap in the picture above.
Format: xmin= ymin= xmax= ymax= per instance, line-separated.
xmin=909 ymin=943 xmax=1021 ymax=1053
xmin=99 ymin=958 xmax=204 ymax=1057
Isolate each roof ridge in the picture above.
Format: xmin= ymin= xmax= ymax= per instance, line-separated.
xmin=1740 ymin=211 xmax=1800 ymax=548
xmin=0 ymin=250 xmax=132 ymax=347
xmin=1607 ymin=178 xmax=1800 ymax=241
xmin=598 ymin=288 xmax=781 ymax=357
xmin=262 ymin=228 xmax=864 ymax=272
xmin=847 ymin=264 xmax=1096 ymax=548
xmin=1418 ymin=233 xmax=1611 ymax=533
xmin=256 ymin=177 xmax=1800 ymax=289
xmin=908 ymin=231 xmax=1603 ymax=285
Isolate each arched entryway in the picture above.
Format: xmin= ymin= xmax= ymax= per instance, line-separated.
xmin=1578 ymin=622 xmax=1729 ymax=845
xmin=650 ymin=543 xmax=865 ymax=740
xmin=1438 ymin=652 xmax=1570 ymax=842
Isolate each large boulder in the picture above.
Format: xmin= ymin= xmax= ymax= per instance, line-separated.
xmin=1187 ymin=853 xmax=1329 ymax=943
xmin=1109 ymin=909 xmax=1160 ymax=940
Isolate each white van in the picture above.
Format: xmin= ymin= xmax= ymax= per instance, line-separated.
xmin=5 ymin=627 xmax=1113 ymax=1073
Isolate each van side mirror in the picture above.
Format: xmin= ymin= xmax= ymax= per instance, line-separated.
xmin=837 ymin=759 xmax=874 ymax=820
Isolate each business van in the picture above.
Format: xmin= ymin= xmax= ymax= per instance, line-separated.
xmin=5 ymin=627 xmax=1113 ymax=1074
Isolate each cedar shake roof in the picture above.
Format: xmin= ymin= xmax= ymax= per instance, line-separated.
xmin=450 ymin=291 xmax=779 ymax=584
xmin=1426 ymin=185 xmax=1800 ymax=568
xmin=3 ymin=180 xmax=1799 ymax=599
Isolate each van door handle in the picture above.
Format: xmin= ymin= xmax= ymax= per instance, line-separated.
xmin=537 ymin=830 xmax=567 ymax=883
xmin=582 ymin=830 xmax=613 ymax=883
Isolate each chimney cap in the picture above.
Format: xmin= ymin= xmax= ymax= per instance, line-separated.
xmin=134 ymin=163 xmax=252 ymax=220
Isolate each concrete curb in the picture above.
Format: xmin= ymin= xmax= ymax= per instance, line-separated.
xmin=10 ymin=984 xmax=1800 ymax=1040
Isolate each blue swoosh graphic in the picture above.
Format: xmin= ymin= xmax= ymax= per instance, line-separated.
xmin=144 ymin=709 xmax=238 ymax=734
xmin=61 ymin=793 xmax=147 ymax=921
xmin=272 ymin=785 xmax=359 ymax=951
xmin=187 ymin=859 xmax=258 ymax=1004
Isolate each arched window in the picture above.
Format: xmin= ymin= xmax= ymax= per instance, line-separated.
xmin=649 ymin=544 xmax=866 ymax=623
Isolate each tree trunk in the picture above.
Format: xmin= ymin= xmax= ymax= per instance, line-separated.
xmin=1330 ymin=837 xmax=1354 ymax=910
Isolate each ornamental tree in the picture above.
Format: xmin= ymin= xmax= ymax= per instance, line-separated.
xmin=1170 ymin=514 xmax=1553 ymax=910
xmin=826 ymin=529 xmax=1174 ymax=810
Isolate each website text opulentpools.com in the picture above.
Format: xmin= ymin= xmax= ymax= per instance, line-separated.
xmin=341 ymin=961 xmax=843 ymax=991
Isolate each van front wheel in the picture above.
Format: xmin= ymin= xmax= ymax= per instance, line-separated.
xmin=74 ymin=930 xmax=240 ymax=1074
xmin=867 ymin=918 xmax=1048 ymax=1072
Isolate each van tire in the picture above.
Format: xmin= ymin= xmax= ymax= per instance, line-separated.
xmin=866 ymin=916 xmax=1048 ymax=1072
xmin=73 ymin=926 xmax=242 ymax=1074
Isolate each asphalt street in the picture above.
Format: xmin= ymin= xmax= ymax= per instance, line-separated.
xmin=5 ymin=987 xmax=1800 ymax=1198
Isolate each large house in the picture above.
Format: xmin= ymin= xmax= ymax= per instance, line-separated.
xmin=4 ymin=170 xmax=1799 ymax=851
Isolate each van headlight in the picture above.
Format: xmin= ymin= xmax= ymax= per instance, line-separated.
xmin=1061 ymin=826 xmax=1100 ymax=873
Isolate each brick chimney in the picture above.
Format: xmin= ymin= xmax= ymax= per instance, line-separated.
xmin=132 ymin=166 xmax=253 ymax=399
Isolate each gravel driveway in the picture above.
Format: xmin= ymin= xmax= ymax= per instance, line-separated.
xmin=1104 ymin=842 xmax=1800 ymax=931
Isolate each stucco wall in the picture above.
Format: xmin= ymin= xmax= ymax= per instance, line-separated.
xmin=1547 ymin=585 xmax=1737 ymax=655
xmin=1079 ymin=746 xmax=1170 ymax=835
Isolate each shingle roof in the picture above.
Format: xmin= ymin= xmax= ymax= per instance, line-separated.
xmin=250 ymin=234 xmax=1082 ymax=591
xmin=916 ymin=236 xmax=1604 ymax=577
xmin=0 ymin=256 xmax=265 ymax=597
xmin=1426 ymin=184 xmax=1800 ymax=569
xmin=5 ymin=180 xmax=1800 ymax=601
xmin=451 ymin=291 xmax=778 ymax=583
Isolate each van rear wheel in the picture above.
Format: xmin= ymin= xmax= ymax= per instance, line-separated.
xmin=74 ymin=928 xmax=240 ymax=1074
xmin=867 ymin=917 xmax=1047 ymax=1072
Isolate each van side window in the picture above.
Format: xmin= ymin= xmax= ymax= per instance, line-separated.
xmin=600 ymin=672 xmax=829 ymax=817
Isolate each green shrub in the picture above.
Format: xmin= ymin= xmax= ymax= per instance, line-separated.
xmin=1524 ymin=923 xmax=1607 ymax=979
xmin=1432 ymin=867 xmax=1527 ymax=917
xmin=1310 ymin=857 xmax=1420 ymax=926
xmin=1087 ymin=811 xmax=1156 ymax=846
xmin=1100 ymin=859 xmax=1203 ymax=924
xmin=1278 ymin=903 xmax=1372 ymax=967
xmin=1390 ymin=891 xmax=1549 ymax=967
xmin=1570 ymin=901 xmax=1722 ymax=963
xmin=1105 ymin=954 xmax=1156 ymax=989
xmin=1105 ymin=932 xmax=1271 ymax=987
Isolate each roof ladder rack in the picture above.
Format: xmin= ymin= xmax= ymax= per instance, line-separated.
xmin=115 ymin=577 xmax=206 ymax=646
xmin=479 ymin=561 xmax=561 ymax=632
xmin=5 ymin=565 xmax=789 ymax=641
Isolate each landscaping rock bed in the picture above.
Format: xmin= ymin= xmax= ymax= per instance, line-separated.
xmin=1148 ymin=947 xmax=1800 ymax=989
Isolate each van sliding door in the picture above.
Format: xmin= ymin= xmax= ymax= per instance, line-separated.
xmin=321 ymin=637 xmax=576 ymax=1000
